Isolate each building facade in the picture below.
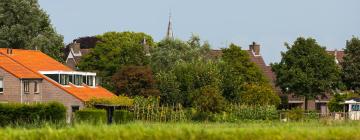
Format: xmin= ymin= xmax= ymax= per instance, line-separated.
xmin=0 ymin=48 xmax=115 ymax=122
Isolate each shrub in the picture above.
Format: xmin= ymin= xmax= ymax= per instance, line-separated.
xmin=75 ymin=109 xmax=106 ymax=124
xmin=85 ymin=96 xmax=134 ymax=108
xmin=0 ymin=102 xmax=66 ymax=126
xmin=286 ymin=108 xmax=304 ymax=121
xmin=226 ymin=105 xmax=279 ymax=121
xmin=113 ymin=110 xmax=134 ymax=123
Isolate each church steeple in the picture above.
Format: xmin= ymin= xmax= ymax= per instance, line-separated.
xmin=165 ymin=12 xmax=173 ymax=39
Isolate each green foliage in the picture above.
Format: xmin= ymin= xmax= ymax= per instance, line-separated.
xmin=0 ymin=0 xmax=64 ymax=62
xmin=85 ymin=96 xmax=134 ymax=108
xmin=113 ymin=110 xmax=134 ymax=123
xmin=342 ymin=37 xmax=360 ymax=92
xmin=191 ymin=85 xmax=226 ymax=113
xmin=150 ymin=35 xmax=210 ymax=73
xmin=286 ymin=108 xmax=304 ymax=121
xmin=172 ymin=60 xmax=222 ymax=107
xmin=271 ymin=37 xmax=340 ymax=109
xmin=227 ymin=105 xmax=279 ymax=121
xmin=0 ymin=102 xmax=66 ymax=126
xmin=78 ymin=31 xmax=154 ymax=91
xmin=239 ymin=84 xmax=280 ymax=106
xmin=155 ymin=71 xmax=181 ymax=105
xmin=75 ymin=108 xmax=106 ymax=124
xmin=3 ymin=122 xmax=360 ymax=140
xmin=112 ymin=65 xmax=160 ymax=97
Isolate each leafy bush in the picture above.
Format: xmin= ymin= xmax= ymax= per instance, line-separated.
xmin=0 ymin=102 xmax=66 ymax=126
xmin=227 ymin=105 xmax=279 ymax=121
xmin=286 ymin=108 xmax=304 ymax=121
xmin=75 ymin=109 xmax=106 ymax=124
xmin=85 ymin=96 xmax=134 ymax=108
xmin=114 ymin=110 xmax=134 ymax=123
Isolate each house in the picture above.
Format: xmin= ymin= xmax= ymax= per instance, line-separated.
xmin=209 ymin=42 xmax=276 ymax=89
xmin=0 ymin=48 xmax=116 ymax=122
xmin=344 ymin=98 xmax=360 ymax=120
xmin=209 ymin=43 xmax=345 ymax=113
xmin=63 ymin=36 xmax=100 ymax=70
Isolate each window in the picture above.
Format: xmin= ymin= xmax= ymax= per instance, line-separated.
xmin=60 ymin=74 xmax=69 ymax=85
xmin=0 ymin=78 xmax=3 ymax=93
xmin=71 ymin=106 xmax=79 ymax=113
xmin=34 ymin=81 xmax=39 ymax=93
xmin=23 ymin=80 xmax=30 ymax=93
xmin=87 ymin=76 xmax=94 ymax=86
xmin=74 ymin=75 xmax=83 ymax=86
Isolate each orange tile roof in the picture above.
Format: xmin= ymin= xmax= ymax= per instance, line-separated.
xmin=0 ymin=49 xmax=72 ymax=71
xmin=0 ymin=48 xmax=115 ymax=101
xmin=0 ymin=55 xmax=41 ymax=79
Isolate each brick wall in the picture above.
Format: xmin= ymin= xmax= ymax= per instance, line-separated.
xmin=0 ymin=68 xmax=21 ymax=103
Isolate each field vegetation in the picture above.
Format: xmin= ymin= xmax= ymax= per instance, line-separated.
xmin=0 ymin=121 xmax=359 ymax=140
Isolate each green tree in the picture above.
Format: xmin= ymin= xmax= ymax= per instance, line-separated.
xmin=271 ymin=37 xmax=340 ymax=110
xmin=155 ymin=71 xmax=181 ymax=105
xmin=191 ymin=85 xmax=226 ymax=113
xmin=239 ymin=84 xmax=280 ymax=106
xmin=150 ymin=35 xmax=210 ymax=73
xmin=0 ymin=0 xmax=64 ymax=61
xmin=220 ymin=44 xmax=272 ymax=103
xmin=112 ymin=65 xmax=159 ymax=97
xmin=78 ymin=31 xmax=154 ymax=91
xmin=342 ymin=37 xmax=360 ymax=92
xmin=172 ymin=60 xmax=222 ymax=107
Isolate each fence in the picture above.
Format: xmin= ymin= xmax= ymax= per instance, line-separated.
xmin=278 ymin=111 xmax=356 ymax=121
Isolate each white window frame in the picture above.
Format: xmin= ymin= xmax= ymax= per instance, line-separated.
xmin=23 ymin=80 xmax=30 ymax=93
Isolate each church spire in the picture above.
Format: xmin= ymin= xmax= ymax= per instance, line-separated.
xmin=166 ymin=12 xmax=173 ymax=39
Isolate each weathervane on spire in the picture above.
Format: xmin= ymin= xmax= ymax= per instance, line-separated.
xmin=165 ymin=10 xmax=174 ymax=39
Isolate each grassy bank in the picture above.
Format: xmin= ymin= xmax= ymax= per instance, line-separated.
xmin=0 ymin=121 xmax=359 ymax=140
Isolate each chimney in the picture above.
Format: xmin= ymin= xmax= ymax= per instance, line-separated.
xmin=249 ymin=42 xmax=260 ymax=55
xmin=6 ymin=48 xmax=13 ymax=55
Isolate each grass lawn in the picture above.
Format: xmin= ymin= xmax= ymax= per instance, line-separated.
xmin=0 ymin=121 xmax=359 ymax=140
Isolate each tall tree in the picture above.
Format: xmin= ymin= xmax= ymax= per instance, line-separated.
xmin=77 ymin=31 xmax=154 ymax=91
xmin=150 ymin=35 xmax=210 ymax=73
xmin=220 ymin=44 xmax=275 ymax=104
xmin=112 ymin=65 xmax=159 ymax=97
xmin=0 ymin=0 xmax=64 ymax=61
xmin=341 ymin=37 xmax=360 ymax=92
xmin=271 ymin=37 xmax=340 ymax=110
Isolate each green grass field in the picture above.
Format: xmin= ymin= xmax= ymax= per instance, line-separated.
xmin=0 ymin=121 xmax=359 ymax=140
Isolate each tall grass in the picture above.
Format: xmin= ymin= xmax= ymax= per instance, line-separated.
xmin=0 ymin=121 xmax=359 ymax=140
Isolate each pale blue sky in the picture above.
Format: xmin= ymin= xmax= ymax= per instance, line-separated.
xmin=38 ymin=0 xmax=360 ymax=64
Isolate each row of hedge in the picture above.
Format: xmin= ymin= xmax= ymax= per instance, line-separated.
xmin=74 ymin=109 xmax=133 ymax=124
xmin=0 ymin=102 xmax=66 ymax=126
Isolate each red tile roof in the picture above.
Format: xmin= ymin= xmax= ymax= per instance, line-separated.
xmin=0 ymin=48 xmax=115 ymax=101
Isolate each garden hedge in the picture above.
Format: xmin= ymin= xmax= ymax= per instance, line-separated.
xmin=113 ymin=110 xmax=134 ymax=123
xmin=75 ymin=108 xmax=106 ymax=124
xmin=0 ymin=102 xmax=66 ymax=126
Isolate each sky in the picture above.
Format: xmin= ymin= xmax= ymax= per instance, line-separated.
xmin=38 ymin=0 xmax=360 ymax=64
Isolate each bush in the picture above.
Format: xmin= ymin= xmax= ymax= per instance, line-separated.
xmin=75 ymin=109 xmax=106 ymax=124
xmin=0 ymin=102 xmax=66 ymax=126
xmin=227 ymin=105 xmax=279 ymax=121
xmin=113 ymin=110 xmax=134 ymax=123
xmin=286 ymin=108 xmax=304 ymax=121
